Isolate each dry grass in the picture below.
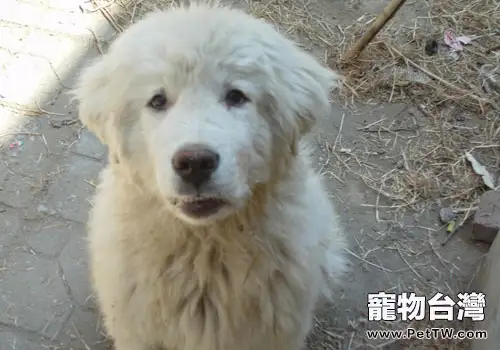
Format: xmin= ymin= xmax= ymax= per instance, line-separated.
xmin=326 ymin=0 xmax=500 ymax=217
xmin=247 ymin=0 xmax=500 ymax=218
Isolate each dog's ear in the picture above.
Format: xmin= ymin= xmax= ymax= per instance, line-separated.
xmin=73 ymin=57 xmax=114 ymax=143
xmin=73 ymin=57 xmax=128 ymax=162
xmin=288 ymin=51 xmax=341 ymax=136
xmin=271 ymin=48 xmax=342 ymax=148
xmin=292 ymin=61 xmax=341 ymax=136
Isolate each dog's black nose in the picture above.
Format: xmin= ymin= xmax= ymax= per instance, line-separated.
xmin=172 ymin=145 xmax=220 ymax=187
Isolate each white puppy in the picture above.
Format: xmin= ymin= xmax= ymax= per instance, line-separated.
xmin=74 ymin=3 xmax=348 ymax=350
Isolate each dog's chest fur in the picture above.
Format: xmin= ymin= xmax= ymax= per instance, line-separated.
xmin=112 ymin=211 xmax=314 ymax=349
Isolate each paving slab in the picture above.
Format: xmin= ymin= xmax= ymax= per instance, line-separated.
xmin=22 ymin=216 xmax=73 ymax=258
xmin=0 ymin=252 xmax=71 ymax=338
xmin=0 ymin=331 xmax=49 ymax=350
xmin=72 ymin=129 xmax=108 ymax=162
xmin=40 ymin=154 xmax=102 ymax=224
xmin=0 ymin=116 xmax=77 ymax=208
xmin=58 ymin=309 xmax=112 ymax=350
xmin=0 ymin=207 xmax=25 ymax=260
xmin=58 ymin=223 xmax=93 ymax=307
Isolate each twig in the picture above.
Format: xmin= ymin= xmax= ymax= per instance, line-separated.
xmin=41 ymin=134 xmax=50 ymax=154
xmin=0 ymin=101 xmax=44 ymax=116
xmin=357 ymin=118 xmax=386 ymax=131
xmin=35 ymin=101 xmax=66 ymax=116
xmin=80 ymin=0 xmax=114 ymax=13
xmin=396 ymin=246 xmax=431 ymax=286
xmin=0 ymin=132 xmax=42 ymax=138
xmin=485 ymin=44 xmax=500 ymax=54
xmin=342 ymin=0 xmax=408 ymax=61
xmin=441 ymin=205 xmax=475 ymax=246
xmin=343 ymin=247 xmax=394 ymax=272
xmin=361 ymin=127 xmax=416 ymax=133
xmin=91 ymin=0 xmax=123 ymax=33
xmin=85 ymin=179 xmax=98 ymax=187
xmin=332 ymin=113 xmax=345 ymax=152
xmin=72 ymin=322 xmax=92 ymax=350
xmin=375 ymin=183 xmax=383 ymax=222
xmin=88 ymin=28 xmax=104 ymax=55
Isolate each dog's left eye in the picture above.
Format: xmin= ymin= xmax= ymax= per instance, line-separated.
xmin=224 ymin=89 xmax=249 ymax=107
xmin=147 ymin=90 xmax=168 ymax=111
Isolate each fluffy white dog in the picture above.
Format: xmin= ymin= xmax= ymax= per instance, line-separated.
xmin=74 ymin=2 xmax=348 ymax=350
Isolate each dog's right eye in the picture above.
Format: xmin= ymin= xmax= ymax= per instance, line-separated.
xmin=225 ymin=89 xmax=249 ymax=107
xmin=147 ymin=91 xmax=168 ymax=111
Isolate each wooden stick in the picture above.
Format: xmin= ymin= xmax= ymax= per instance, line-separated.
xmin=342 ymin=0 xmax=407 ymax=62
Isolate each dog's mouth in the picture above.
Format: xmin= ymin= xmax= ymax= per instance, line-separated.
xmin=178 ymin=197 xmax=227 ymax=218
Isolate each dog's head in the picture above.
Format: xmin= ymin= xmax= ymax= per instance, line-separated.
xmin=74 ymin=3 xmax=341 ymax=225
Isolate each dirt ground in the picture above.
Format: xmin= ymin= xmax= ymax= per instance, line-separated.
xmin=281 ymin=1 xmax=489 ymax=349
xmin=0 ymin=0 xmax=490 ymax=349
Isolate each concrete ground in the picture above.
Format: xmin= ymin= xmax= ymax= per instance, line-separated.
xmin=0 ymin=0 xmax=492 ymax=349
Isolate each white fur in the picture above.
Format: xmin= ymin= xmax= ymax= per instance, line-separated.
xmin=74 ymin=2 xmax=348 ymax=350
